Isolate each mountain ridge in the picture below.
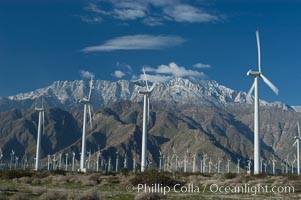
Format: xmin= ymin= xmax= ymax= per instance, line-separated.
xmin=2 ymin=77 xmax=293 ymax=112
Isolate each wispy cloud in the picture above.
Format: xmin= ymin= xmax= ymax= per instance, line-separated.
xmin=113 ymin=70 xmax=126 ymax=78
xmin=83 ymin=0 xmax=220 ymax=26
xmin=80 ymin=16 xmax=102 ymax=24
xmin=193 ymin=63 xmax=211 ymax=69
xmin=164 ymin=4 xmax=218 ymax=23
xmin=116 ymin=62 xmax=133 ymax=74
xmin=134 ymin=62 xmax=207 ymax=82
xmin=80 ymin=70 xmax=95 ymax=79
xmin=82 ymin=35 xmax=185 ymax=52
xmin=112 ymin=62 xmax=133 ymax=78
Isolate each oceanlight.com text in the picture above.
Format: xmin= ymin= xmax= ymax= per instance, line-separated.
xmin=129 ymin=183 xmax=295 ymax=196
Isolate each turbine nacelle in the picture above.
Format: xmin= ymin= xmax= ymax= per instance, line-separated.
xmin=138 ymin=89 xmax=153 ymax=95
xmin=247 ymin=70 xmax=261 ymax=77
xmin=35 ymin=107 xmax=44 ymax=112
xmin=79 ymin=98 xmax=90 ymax=104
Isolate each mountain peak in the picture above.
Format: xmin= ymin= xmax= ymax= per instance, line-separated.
xmin=2 ymin=77 xmax=291 ymax=112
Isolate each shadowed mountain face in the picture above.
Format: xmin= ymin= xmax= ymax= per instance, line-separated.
xmin=0 ymin=101 xmax=299 ymax=169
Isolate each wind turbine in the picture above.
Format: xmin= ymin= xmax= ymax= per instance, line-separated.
xmin=79 ymin=77 xmax=94 ymax=172
xmin=65 ymin=153 xmax=68 ymax=171
xmin=138 ymin=68 xmax=156 ymax=172
xmin=271 ymin=156 xmax=276 ymax=175
xmin=192 ymin=153 xmax=197 ymax=173
xmin=237 ymin=158 xmax=241 ymax=174
xmin=72 ymin=152 xmax=76 ymax=172
xmin=35 ymin=97 xmax=45 ymax=171
xmin=227 ymin=158 xmax=231 ymax=173
xmin=47 ymin=155 xmax=51 ymax=171
xmin=203 ymin=154 xmax=208 ymax=173
xmin=208 ymin=159 xmax=212 ymax=173
xmin=0 ymin=148 xmax=3 ymax=170
xmin=247 ymin=30 xmax=279 ymax=175
xmin=293 ymin=122 xmax=301 ymax=175
xmin=10 ymin=149 xmax=15 ymax=170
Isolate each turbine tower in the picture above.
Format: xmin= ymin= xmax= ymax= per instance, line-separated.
xmin=79 ymin=77 xmax=94 ymax=172
xmin=293 ymin=122 xmax=301 ymax=175
xmin=247 ymin=30 xmax=279 ymax=175
xmin=35 ymin=98 xmax=45 ymax=171
xmin=138 ymin=68 xmax=156 ymax=172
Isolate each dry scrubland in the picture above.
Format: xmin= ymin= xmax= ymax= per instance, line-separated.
xmin=0 ymin=170 xmax=300 ymax=200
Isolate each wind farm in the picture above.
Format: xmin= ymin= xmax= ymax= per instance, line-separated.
xmin=1 ymin=0 xmax=301 ymax=199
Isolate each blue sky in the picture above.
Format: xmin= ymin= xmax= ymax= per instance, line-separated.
xmin=0 ymin=0 xmax=300 ymax=105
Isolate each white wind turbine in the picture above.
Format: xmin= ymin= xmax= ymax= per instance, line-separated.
xmin=138 ymin=68 xmax=156 ymax=172
xmin=271 ymin=156 xmax=276 ymax=175
xmin=79 ymin=77 xmax=94 ymax=172
xmin=247 ymin=30 xmax=279 ymax=175
xmin=35 ymin=98 xmax=45 ymax=171
xmin=293 ymin=122 xmax=301 ymax=175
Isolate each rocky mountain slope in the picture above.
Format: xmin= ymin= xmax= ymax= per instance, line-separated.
xmin=0 ymin=77 xmax=299 ymax=171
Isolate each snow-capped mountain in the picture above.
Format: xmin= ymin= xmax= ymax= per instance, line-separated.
xmin=3 ymin=77 xmax=289 ymax=111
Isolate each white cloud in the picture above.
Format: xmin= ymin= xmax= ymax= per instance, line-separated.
xmin=146 ymin=62 xmax=206 ymax=78
xmin=113 ymin=70 xmax=126 ymax=78
xmin=138 ymin=73 xmax=173 ymax=82
xmin=193 ymin=63 xmax=211 ymax=69
xmin=164 ymin=4 xmax=218 ymax=23
xmin=114 ymin=8 xmax=146 ymax=20
xmin=80 ymin=70 xmax=95 ymax=79
xmin=112 ymin=62 xmax=133 ymax=79
xmin=82 ymin=35 xmax=185 ymax=52
xmin=83 ymin=0 xmax=220 ymax=26
xmin=134 ymin=62 xmax=207 ymax=83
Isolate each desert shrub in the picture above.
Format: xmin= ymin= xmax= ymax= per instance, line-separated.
xmin=0 ymin=194 xmax=8 ymax=200
xmin=224 ymin=173 xmax=237 ymax=179
xmin=88 ymin=174 xmax=101 ymax=184
xmin=0 ymin=170 xmax=33 ymax=179
xmin=80 ymin=176 xmax=97 ymax=186
xmin=135 ymin=192 xmax=166 ymax=200
xmin=200 ymin=173 xmax=213 ymax=178
xmin=39 ymin=191 xmax=66 ymax=200
xmin=254 ymin=173 xmax=268 ymax=179
xmin=131 ymin=170 xmax=183 ymax=187
xmin=31 ymin=187 xmax=47 ymax=196
xmin=75 ymin=190 xmax=102 ymax=200
xmin=31 ymin=178 xmax=42 ymax=185
xmin=18 ymin=177 xmax=32 ymax=184
xmin=121 ymin=168 xmax=129 ymax=176
xmin=50 ymin=169 xmax=66 ymax=176
xmin=107 ymin=176 xmax=120 ymax=184
xmin=287 ymin=175 xmax=300 ymax=180
xmin=10 ymin=193 xmax=31 ymax=200
xmin=51 ymin=175 xmax=69 ymax=185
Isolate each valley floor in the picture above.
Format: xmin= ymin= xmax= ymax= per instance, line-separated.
xmin=0 ymin=170 xmax=300 ymax=200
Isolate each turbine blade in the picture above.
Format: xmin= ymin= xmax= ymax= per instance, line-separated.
xmin=256 ymin=30 xmax=261 ymax=73
xmin=42 ymin=111 xmax=45 ymax=135
xmin=142 ymin=68 xmax=149 ymax=90
xmin=297 ymin=121 xmax=300 ymax=138
xmin=88 ymin=105 xmax=93 ymax=130
xmin=88 ymin=78 xmax=93 ymax=101
xmin=261 ymin=74 xmax=279 ymax=95
xmin=149 ymin=82 xmax=156 ymax=92
xmin=247 ymin=81 xmax=255 ymax=97
xmin=147 ymin=96 xmax=150 ymax=126
xmin=293 ymin=140 xmax=298 ymax=147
